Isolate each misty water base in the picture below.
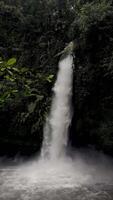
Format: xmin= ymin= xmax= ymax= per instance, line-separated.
xmin=0 ymin=151 xmax=113 ymax=200
xmin=0 ymin=55 xmax=113 ymax=200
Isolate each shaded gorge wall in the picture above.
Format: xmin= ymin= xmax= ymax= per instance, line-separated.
xmin=0 ymin=0 xmax=113 ymax=157
xmin=69 ymin=18 xmax=113 ymax=156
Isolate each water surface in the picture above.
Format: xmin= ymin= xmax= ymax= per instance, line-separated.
xmin=0 ymin=152 xmax=113 ymax=200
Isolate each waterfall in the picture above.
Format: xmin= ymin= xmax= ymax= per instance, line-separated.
xmin=41 ymin=54 xmax=73 ymax=160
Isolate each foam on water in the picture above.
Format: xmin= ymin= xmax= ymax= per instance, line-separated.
xmin=0 ymin=150 xmax=113 ymax=199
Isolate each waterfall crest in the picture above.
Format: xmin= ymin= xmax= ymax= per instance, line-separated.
xmin=41 ymin=54 xmax=73 ymax=160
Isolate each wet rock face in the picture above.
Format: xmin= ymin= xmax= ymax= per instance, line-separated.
xmin=69 ymin=20 xmax=113 ymax=155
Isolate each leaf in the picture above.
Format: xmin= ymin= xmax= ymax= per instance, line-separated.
xmin=0 ymin=61 xmax=3 ymax=65
xmin=0 ymin=99 xmax=5 ymax=103
xmin=4 ymin=75 xmax=10 ymax=80
xmin=20 ymin=67 xmax=28 ymax=73
xmin=7 ymin=58 xmax=16 ymax=66
xmin=7 ymin=70 xmax=13 ymax=76
xmin=5 ymin=76 xmax=15 ymax=82
xmin=1 ymin=67 xmax=6 ymax=72
xmin=0 ymin=58 xmax=3 ymax=65
xmin=26 ymin=79 xmax=32 ymax=85
xmin=25 ymin=84 xmax=30 ymax=90
xmin=12 ymin=67 xmax=19 ymax=72
xmin=46 ymin=74 xmax=54 ymax=82
xmin=12 ymin=89 xmax=18 ymax=93
xmin=49 ymin=74 xmax=54 ymax=79
xmin=6 ymin=93 xmax=11 ymax=98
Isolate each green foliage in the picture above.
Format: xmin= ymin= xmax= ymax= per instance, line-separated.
xmin=68 ymin=0 xmax=113 ymax=39
xmin=78 ymin=1 xmax=112 ymax=31
xmin=0 ymin=57 xmax=54 ymax=108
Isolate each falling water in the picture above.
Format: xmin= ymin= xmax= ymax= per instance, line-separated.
xmin=41 ymin=54 xmax=73 ymax=160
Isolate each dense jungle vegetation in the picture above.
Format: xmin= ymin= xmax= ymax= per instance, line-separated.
xmin=0 ymin=0 xmax=113 ymax=157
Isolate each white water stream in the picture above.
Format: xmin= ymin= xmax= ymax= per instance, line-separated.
xmin=41 ymin=54 xmax=73 ymax=160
